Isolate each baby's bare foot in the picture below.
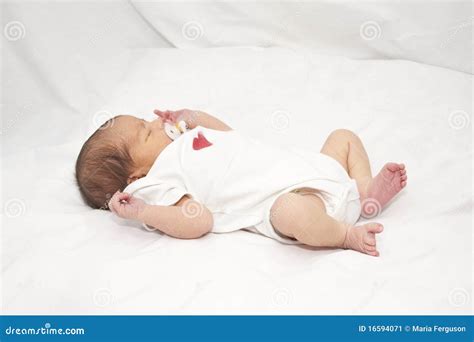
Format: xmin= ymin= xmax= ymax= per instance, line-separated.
xmin=343 ymin=223 xmax=383 ymax=257
xmin=361 ymin=163 xmax=407 ymax=217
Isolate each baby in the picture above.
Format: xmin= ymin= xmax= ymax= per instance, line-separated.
xmin=76 ymin=109 xmax=407 ymax=256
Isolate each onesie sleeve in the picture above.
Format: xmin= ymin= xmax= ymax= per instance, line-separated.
xmin=131 ymin=183 xmax=189 ymax=206
xmin=121 ymin=177 xmax=190 ymax=233
xmin=124 ymin=177 xmax=189 ymax=207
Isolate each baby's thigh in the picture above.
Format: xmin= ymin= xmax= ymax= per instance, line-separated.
xmin=270 ymin=190 xmax=326 ymax=238
xmin=320 ymin=129 xmax=359 ymax=170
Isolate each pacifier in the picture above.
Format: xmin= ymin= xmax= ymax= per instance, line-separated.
xmin=164 ymin=120 xmax=190 ymax=140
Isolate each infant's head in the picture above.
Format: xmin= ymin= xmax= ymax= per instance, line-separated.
xmin=75 ymin=115 xmax=169 ymax=209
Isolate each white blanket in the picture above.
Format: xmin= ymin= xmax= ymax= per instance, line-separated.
xmin=131 ymin=1 xmax=473 ymax=74
xmin=2 ymin=46 xmax=471 ymax=314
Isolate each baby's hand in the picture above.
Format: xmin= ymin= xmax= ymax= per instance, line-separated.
xmin=153 ymin=109 xmax=198 ymax=128
xmin=108 ymin=191 xmax=146 ymax=221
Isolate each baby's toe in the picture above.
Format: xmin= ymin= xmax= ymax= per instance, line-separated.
xmin=386 ymin=163 xmax=401 ymax=172
xmin=401 ymin=175 xmax=407 ymax=181
xmin=401 ymin=181 xmax=407 ymax=188
xmin=366 ymin=249 xmax=380 ymax=257
xmin=366 ymin=223 xmax=384 ymax=234
xmin=365 ymin=244 xmax=376 ymax=252
xmin=364 ymin=234 xmax=376 ymax=246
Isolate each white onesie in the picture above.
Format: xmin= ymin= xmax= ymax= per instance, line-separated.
xmin=124 ymin=126 xmax=361 ymax=244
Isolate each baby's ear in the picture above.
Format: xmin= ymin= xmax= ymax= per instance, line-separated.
xmin=128 ymin=168 xmax=148 ymax=184
xmin=127 ymin=174 xmax=145 ymax=184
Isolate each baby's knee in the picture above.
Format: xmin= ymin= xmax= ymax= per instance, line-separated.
xmin=328 ymin=129 xmax=359 ymax=143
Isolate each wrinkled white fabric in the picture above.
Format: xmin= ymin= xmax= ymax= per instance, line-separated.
xmin=2 ymin=47 xmax=471 ymax=315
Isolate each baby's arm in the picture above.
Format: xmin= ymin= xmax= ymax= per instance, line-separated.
xmin=108 ymin=192 xmax=213 ymax=239
xmin=154 ymin=109 xmax=232 ymax=131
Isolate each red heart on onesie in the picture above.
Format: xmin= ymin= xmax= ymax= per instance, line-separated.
xmin=192 ymin=131 xmax=212 ymax=150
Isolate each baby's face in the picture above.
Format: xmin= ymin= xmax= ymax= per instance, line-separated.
xmin=112 ymin=115 xmax=172 ymax=180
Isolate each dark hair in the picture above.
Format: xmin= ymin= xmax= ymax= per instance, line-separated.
xmin=75 ymin=117 xmax=135 ymax=209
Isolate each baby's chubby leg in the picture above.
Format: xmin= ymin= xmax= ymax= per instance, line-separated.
xmin=270 ymin=192 xmax=383 ymax=256
xmin=320 ymin=129 xmax=407 ymax=216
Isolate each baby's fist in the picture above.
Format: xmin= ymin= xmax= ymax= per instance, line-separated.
xmin=108 ymin=191 xmax=146 ymax=221
xmin=153 ymin=109 xmax=198 ymax=127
